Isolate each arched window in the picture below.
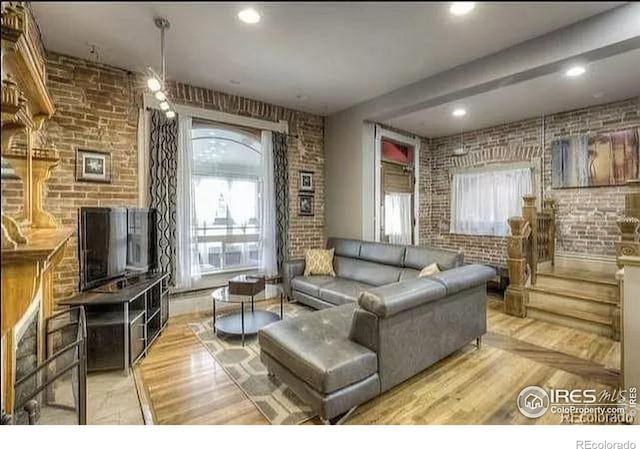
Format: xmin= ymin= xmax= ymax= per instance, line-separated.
xmin=191 ymin=122 xmax=262 ymax=273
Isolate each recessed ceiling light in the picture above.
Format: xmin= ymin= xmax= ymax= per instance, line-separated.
xmin=450 ymin=2 xmax=475 ymax=16
xmin=238 ymin=8 xmax=260 ymax=24
xmin=565 ymin=66 xmax=586 ymax=77
xmin=452 ymin=108 xmax=467 ymax=117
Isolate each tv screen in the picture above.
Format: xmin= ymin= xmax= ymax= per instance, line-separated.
xmin=79 ymin=207 xmax=127 ymax=291
xmin=127 ymin=208 xmax=158 ymax=273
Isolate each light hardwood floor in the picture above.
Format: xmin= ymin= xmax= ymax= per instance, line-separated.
xmin=134 ymin=294 xmax=620 ymax=425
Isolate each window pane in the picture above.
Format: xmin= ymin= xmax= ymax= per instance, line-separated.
xmin=191 ymin=125 xmax=262 ymax=273
xmin=450 ymin=167 xmax=533 ymax=237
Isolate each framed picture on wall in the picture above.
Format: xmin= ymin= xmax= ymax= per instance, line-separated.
xmin=299 ymin=170 xmax=314 ymax=192
xmin=298 ymin=194 xmax=314 ymax=216
xmin=551 ymin=127 xmax=640 ymax=188
xmin=76 ymin=149 xmax=112 ymax=183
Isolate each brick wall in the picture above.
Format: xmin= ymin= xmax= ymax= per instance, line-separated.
xmin=1 ymin=52 xmax=325 ymax=301
xmin=2 ymin=53 xmax=141 ymax=300
xmin=421 ymin=97 xmax=640 ymax=267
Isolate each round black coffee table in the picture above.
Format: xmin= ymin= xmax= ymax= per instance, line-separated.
xmin=211 ymin=284 xmax=283 ymax=346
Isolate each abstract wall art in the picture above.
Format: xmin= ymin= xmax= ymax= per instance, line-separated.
xmin=552 ymin=127 xmax=639 ymax=188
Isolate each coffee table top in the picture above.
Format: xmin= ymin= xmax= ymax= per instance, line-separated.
xmin=212 ymin=284 xmax=282 ymax=304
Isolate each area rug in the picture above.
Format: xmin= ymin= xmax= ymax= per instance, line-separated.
xmin=189 ymin=302 xmax=316 ymax=425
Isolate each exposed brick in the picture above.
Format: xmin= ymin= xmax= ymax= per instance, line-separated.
xmin=2 ymin=51 xmax=325 ymax=302
xmin=419 ymin=97 xmax=640 ymax=267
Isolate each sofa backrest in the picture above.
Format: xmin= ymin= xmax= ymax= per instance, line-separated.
xmin=333 ymin=256 xmax=402 ymax=287
xmin=326 ymin=237 xmax=464 ymax=285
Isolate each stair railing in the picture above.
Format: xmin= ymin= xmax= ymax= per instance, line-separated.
xmin=505 ymin=194 xmax=557 ymax=317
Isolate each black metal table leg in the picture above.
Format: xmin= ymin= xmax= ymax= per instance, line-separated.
xmin=251 ymin=294 xmax=254 ymax=312
xmin=280 ymin=292 xmax=283 ymax=320
xmin=241 ymin=302 xmax=245 ymax=347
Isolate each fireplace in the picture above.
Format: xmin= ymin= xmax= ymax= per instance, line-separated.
xmin=13 ymin=305 xmax=39 ymax=425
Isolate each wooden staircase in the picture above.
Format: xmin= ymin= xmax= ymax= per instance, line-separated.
xmin=526 ymin=264 xmax=620 ymax=339
xmin=504 ymin=194 xmax=621 ymax=341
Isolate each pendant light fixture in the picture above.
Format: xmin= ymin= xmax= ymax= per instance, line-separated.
xmin=147 ymin=18 xmax=175 ymax=119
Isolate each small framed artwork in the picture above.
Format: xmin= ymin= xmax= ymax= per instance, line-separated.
xmin=298 ymin=194 xmax=314 ymax=216
xmin=76 ymin=149 xmax=112 ymax=183
xmin=1 ymin=157 xmax=19 ymax=180
xmin=299 ymin=170 xmax=314 ymax=192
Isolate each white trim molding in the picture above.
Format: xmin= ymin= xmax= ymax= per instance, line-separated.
xmin=373 ymin=125 xmax=421 ymax=244
xmin=143 ymin=93 xmax=288 ymax=134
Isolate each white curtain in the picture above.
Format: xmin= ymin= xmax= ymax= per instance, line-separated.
xmin=384 ymin=193 xmax=413 ymax=245
xmin=228 ymin=179 xmax=257 ymax=226
xmin=260 ymin=130 xmax=278 ymax=277
xmin=450 ymin=167 xmax=533 ymax=236
xmin=175 ymin=115 xmax=201 ymax=288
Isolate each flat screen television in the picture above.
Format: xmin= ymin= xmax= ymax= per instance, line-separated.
xmin=78 ymin=207 xmax=158 ymax=291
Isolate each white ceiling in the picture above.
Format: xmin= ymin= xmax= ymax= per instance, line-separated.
xmin=31 ymin=2 xmax=623 ymax=115
xmin=385 ymin=48 xmax=640 ymax=137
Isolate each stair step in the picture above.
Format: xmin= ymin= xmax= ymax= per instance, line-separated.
xmin=537 ymin=266 xmax=618 ymax=286
xmin=528 ymin=288 xmax=615 ymax=324
xmin=529 ymin=285 xmax=618 ymax=305
xmin=535 ymin=273 xmax=619 ymax=303
xmin=526 ymin=306 xmax=613 ymax=339
xmin=527 ymin=303 xmax=611 ymax=327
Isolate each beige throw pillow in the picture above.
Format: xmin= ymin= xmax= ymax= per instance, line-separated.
xmin=304 ymin=248 xmax=336 ymax=277
xmin=418 ymin=263 xmax=440 ymax=278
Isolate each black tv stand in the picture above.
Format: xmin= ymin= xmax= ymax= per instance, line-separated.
xmin=60 ymin=272 xmax=169 ymax=374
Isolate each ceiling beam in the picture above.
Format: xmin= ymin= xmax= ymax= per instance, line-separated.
xmin=333 ymin=3 xmax=640 ymax=123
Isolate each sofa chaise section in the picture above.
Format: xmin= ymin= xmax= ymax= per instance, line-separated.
xmin=259 ymin=303 xmax=380 ymax=420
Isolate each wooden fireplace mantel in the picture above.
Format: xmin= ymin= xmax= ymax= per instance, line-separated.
xmin=1 ymin=227 xmax=72 ymax=411
xmin=1 ymin=2 xmax=67 ymax=414
xmin=1 ymin=227 xmax=73 ymax=334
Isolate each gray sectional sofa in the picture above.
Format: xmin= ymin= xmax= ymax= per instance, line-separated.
xmin=258 ymin=238 xmax=495 ymax=423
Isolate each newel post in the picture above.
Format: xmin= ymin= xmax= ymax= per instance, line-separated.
xmin=504 ymin=216 xmax=528 ymax=317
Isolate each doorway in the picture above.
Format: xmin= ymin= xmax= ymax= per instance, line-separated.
xmin=374 ymin=127 xmax=420 ymax=245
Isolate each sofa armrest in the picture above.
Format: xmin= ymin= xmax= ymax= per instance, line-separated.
xmin=282 ymin=259 xmax=305 ymax=299
xmin=429 ymin=264 xmax=496 ymax=295
xmin=358 ymin=264 xmax=495 ymax=318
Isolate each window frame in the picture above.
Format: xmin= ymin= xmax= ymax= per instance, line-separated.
xmin=191 ymin=123 xmax=263 ymax=274
xmin=449 ymin=161 xmax=539 ymax=237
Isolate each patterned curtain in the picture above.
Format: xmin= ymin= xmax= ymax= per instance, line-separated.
xmin=149 ymin=110 xmax=178 ymax=285
xmin=272 ymin=132 xmax=289 ymax=275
